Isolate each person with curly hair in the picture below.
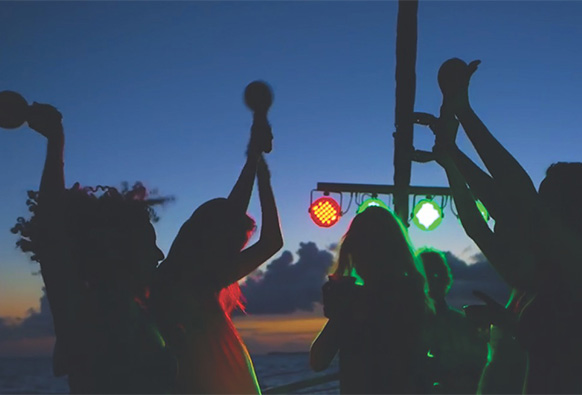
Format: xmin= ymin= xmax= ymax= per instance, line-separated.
xmin=11 ymin=103 xmax=175 ymax=393
xmin=310 ymin=206 xmax=435 ymax=394
xmin=150 ymin=110 xmax=283 ymax=393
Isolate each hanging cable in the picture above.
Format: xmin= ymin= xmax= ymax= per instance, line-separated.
xmin=341 ymin=192 xmax=354 ymax=216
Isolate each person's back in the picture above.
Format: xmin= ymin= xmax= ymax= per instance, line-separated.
xmin=336 ymin=284 xmax=428 ymax=394
xmin=152 ymin=275 xmax=260 ymax=394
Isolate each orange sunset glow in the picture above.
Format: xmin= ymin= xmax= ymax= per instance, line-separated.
xmin=234 ymin=312 xmax=327 ymax=355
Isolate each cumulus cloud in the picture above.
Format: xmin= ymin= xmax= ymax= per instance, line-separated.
xmin=241 ymin=242 xmax=335 ymax=314
xmin=0 ymin=245 xmax=511 ymax=351
xmin=0 ymin=289 xmax=54 ymax=343
xmin=240 ymin=243 xmax=510 ymax=314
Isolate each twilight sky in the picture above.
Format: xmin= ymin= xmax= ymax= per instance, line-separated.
xmin=1 ymin=1 xmax=582 ymax=354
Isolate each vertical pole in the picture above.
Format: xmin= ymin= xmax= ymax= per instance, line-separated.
xmin=393 ymin=0 xmax=418 ymax=226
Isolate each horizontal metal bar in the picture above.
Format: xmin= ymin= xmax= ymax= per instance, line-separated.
xmin=316 ymin=182 xmax=451 ymax=196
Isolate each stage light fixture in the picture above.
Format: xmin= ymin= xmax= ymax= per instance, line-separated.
xmin=412 ymin=199 xmax=443 ymax=231
xmin=310 ymin=196 xmax=341 ymax=228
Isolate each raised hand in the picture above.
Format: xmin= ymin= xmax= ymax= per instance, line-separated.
xmin=438 ymin=58 xmax=481 ymax=112
xmin=256 ymin=154 xmax=271 ymax=182
xmin=27 ymin=102 xmax=63 ymax=139
xmin=248 ymin=119 xmax=272 ymax=157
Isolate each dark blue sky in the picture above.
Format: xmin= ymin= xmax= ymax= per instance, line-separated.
xmin=1 ymin=1 xmax=582 ymax=317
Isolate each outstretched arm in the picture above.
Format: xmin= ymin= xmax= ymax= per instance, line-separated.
xmin=27 ymin=103 xmax=65 ymax=203
xmin=228 ymin=111 xmax=273 ymax=215
xmin=231 ymin=155 xmax=283 ymax=282
xmin=442 ymin=60 xmax=537 ymax=205
xmin=433 ymin=102 xmax=536 ymax=290
xmin=436 ymin=148 xmax=533 ymax=288
xmin=26 ymin=103 xmax=81 ymax=373
xmin=228 ymin=150 xmax=260 ymax=218
xmin=310 ymin=320 xmax=339 ymax=372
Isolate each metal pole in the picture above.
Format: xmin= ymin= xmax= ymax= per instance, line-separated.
xmin=393 ymin=0 xmax=418 ymax=226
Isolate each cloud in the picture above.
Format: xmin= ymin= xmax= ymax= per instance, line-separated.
xmin=241 ymin=242 xmax=335 ymax=314
xmin=240 ymin=242 xmax=511 ymax=315
xmin=445 ymin=252 xmax=511 ymax=308
xmin=0 ymin=244 xmax=511 ymax=357
xmin=0 ymin=289 xmax=54 ymax=346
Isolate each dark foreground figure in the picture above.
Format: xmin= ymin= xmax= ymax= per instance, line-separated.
xmin=431 ymin=57 xmax=582 ymax=394
xmin=11 ymin=102 xmax=176 ymax=393
xmin=150 ymin=82 xmax=283 ymax=394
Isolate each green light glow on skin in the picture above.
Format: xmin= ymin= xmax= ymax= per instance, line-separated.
xmin=412 ymin=199 xmax=443 ymax=231
xmin=476 ymin=200 xmax=490 ymax=221
xmin=356 ymin=198 xmax=390 ymax=214
xmin=349 ymin=267 xmax=365 ymax=286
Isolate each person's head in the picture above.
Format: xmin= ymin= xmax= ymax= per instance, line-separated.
xmin=12 ymin=182 xmax=169 ymax=296
xmin=159 ymin=198 xmax=255 ymax=315
xmin=418 ymin=248 xmax=453 ymax=301
xmin=538 ymin=162 xmax=582 ymax=234
xmin=163 ymin=198 xmax=255 ymax=280
xmin=333 ymin=207 xmax=433 ymax=312
xmin=335 ymin=207 xmax=416 ymax=281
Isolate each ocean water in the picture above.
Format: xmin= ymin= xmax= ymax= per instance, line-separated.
xmin=0 ymin=354 xmax=339 ymax=394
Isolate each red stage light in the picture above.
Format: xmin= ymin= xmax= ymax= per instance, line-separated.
xmin=310 ymin=197 xmax=341 ymax=228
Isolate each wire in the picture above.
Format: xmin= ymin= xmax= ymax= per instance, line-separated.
xmin=450 ymin=198 xmax=460 ymax=219
xmin=341 ymin=192 xmax=354 ymax=216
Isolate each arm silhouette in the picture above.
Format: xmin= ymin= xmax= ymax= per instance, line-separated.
xmin=446 ymin=60 xmax=537 ymax=206
xmin=310 ymin=320 xmax=340 ymax=372
xmin=27 ymin=103 xmax=84 ymax=372
xmin=229 ymin=155 xmax=283 ymax=284
xmin=433 ymin=95 xmax=536 ymax=290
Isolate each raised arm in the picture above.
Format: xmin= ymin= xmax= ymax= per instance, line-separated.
xmin=432 ymin=97 xmax=536 ymax=290
xmin=25 ymin=103 xmax=81 ymax=374
xmin=231 ymin=155 xmax=283 ymax=282
xmin=27 ymin=103 xmax=65 ymax=203
xmin=432 ymin=110 xmax=503 ymax=274
xmin=440 ymin=59 xmax=537 ymax=206
xmin=436 ymin=147 xmax=532 ymax=287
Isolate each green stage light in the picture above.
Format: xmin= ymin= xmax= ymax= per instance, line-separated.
xmin=412 ymin=199 xmax=443 ymax=231
xmin=356 ymin=197 xmax=390 ymax=214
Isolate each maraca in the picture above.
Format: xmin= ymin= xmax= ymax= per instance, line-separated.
xmin=244 ymin=81 xmax=273 ymax=153
xmin=0 ymin=91 xmax=29 ymax=129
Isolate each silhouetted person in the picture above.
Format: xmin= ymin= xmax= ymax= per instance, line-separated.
xmin=150 ymin=86 xmax=283 ymax=393
xmin=430 ymin=57 xmax=582 ymax=393
xmin=10 ymin=103 xmax=176 ymax=393
xmin=419 ymin=248 xmax=487 ymax=394
xmin=310 ymin=206 xmax=435 ymax=394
